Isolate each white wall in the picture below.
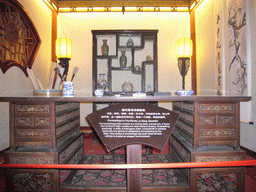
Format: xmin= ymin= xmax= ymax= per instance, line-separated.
xmin=57 ymin=12 xmax=191 ymax=125
xmin=0 ymin=0 xmax=52 ymax=150
xmin=195 ymin=0 xmax=216 ymax=95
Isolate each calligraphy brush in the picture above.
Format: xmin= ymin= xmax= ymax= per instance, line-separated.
xmin=54 ymin=67 xmax=62 ymax=79
xmin=71 ymin=67 xmax=79 ymax=81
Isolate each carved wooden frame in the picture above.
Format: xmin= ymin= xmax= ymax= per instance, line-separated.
xmin=0 ymin=0 xmax=41 ymax=76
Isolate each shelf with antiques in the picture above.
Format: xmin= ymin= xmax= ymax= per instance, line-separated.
xmin=92 ymin=30 xmax=158 ymax=96
xmin=4 ymin=101 xmax=83 ymax=192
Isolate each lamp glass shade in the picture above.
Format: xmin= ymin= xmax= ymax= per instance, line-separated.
xmin=56 ymin=38 xmax=72 ymax=58
xmin=176 ymin=38 xmax=193 ymax=58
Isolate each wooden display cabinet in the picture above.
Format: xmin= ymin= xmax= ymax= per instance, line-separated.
xmin=5 ymin=101 xmax=84 ymax=192
xmin=92 ymin=30 xmax=158 ymax=95
xmin=171 ymin=101 xmax=246 ymax=191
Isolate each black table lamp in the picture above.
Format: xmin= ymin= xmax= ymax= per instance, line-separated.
xmin=56 ymin=38 xmax=72 ymax=80
xmin=176 ymin=37 xmax=193 ymax=90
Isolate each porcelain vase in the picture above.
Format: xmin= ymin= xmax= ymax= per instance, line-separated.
xmin=101 ymin=39 xmax=109 ymax=56
xmin=120 ymin=51 xmax=127 ymax=68
xmin=97 ymin=74 xmax=107 ymax=90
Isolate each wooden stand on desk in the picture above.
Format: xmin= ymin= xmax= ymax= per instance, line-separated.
xmin=127 ymin=145 xmax=142 ymax=192
xmin=87 ymin=103 xmax=179 ymax=191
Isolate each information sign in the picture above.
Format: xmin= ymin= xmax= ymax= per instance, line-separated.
xmin=87 ymin=103 xmax=179 ymax=152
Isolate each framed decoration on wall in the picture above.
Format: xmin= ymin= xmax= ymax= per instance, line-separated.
xmin=214 ymin=0 xmax=224 ymax=96
xmin=0 ymin=0 xmax=41 ymax=76
xmin=214 ymin=0 xmax=248 ymax=96
xmin=227 ymin=0 xmax=247 ymax=96
xmin=215 ymin=0 xmax=251 ymax=122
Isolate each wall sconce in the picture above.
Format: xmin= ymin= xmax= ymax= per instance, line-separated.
xmin=176 ymin=37 xmax=193 ymax=90
xmin=56 ymin=38 xmax=72 ymax=80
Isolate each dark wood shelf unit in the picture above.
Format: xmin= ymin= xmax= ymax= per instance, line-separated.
xmin=92 ymin=30 xmax=158 ymax=95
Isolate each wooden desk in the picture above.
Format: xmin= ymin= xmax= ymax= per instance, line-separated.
xmin=0 ymin=95 xmax=251 ymax=191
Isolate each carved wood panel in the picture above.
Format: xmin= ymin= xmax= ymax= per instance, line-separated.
xmin=15 ymin=105 xmax=50 ymax=113
xmin=195 ymin=155 xmax=244 ymax=162
xmin=0 ymin=0 xmax=41 ymax=76
xmin=199 ymin=104 xmax=236 ymax=113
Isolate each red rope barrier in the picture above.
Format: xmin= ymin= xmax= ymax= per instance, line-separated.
xmin=1 ymin=160 xmax=256 ymax=169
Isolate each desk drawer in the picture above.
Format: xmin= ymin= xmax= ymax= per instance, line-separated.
xmin=59 ymin=134 xmax=83 ymax=164
xmin=14 ymin=105 xmax=50 ymax=114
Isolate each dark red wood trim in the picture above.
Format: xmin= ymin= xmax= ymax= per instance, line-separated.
xmin=0 ymin=168 xmax=4 ymax=178
xmin=80 ymin=126 xmax=93 ymax=133
xmin=1 ymin=146 xmax=9 ymax=178
xmin=241 ymin=146 xmax=256 ymax=160
xmin=0 ymin=147 xmax=10 ymax=164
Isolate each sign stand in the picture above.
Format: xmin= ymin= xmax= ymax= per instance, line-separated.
xmin=87 ymin=103 xmax=179 ymax=192
xmin=127 ymin=144 xmax=142 ymax=192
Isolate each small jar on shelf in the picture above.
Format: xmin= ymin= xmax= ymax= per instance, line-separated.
xmin=101 ymin=39 xmax=109 ymax=56
xmin=126 ymin=36 xmax=134 ymax=47
xmin=97 ymin=73 xmax=108 ymax=90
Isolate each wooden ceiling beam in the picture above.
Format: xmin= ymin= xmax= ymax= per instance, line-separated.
xmin=57 ymin=0 xmax=193 ymax=8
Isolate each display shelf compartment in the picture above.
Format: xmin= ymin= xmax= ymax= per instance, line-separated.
xmin=111 ymin=49 xmax=133 ymax=68
xmin=92 ymin=30 xmax=158 ymax=95
xmin=95 ymin=35 xmax=117 ymax=56
xmin=111 ymin=70 xmax=142 ymax=93
xmin=118 ymin=34 xmax=143 ymax=48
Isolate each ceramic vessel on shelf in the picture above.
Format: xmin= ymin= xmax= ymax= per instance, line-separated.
xmin=146 ymin=55 xmax=152 ymax=61
xmin=134 ymin=65 xmax=140 ymax=72
xmin=97 ymin=73 xmax=107 ymax=90
xmin=122 ymin=82 xmax=133 ymax=93
xmin=101 ymin=39 xmax=109 ymax=56
xmin=127 ymin=37 xmax=134 ymax=47
xmin=120 ymin=51 xmax=127 ymax=68
xmin=94 ymin=89 xmax=104 ymax=97
xmin=176 ymin=89 xmax=194 ymax=96
xmin=63 ymin=81 xmax=74 ymax=96
xmin=147 ymin=84 xmax=151 ymax=92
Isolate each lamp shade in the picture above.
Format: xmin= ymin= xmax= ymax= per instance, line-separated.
xmin=176 ymin=38 xmax=193 ymax=58
xmin=56 ymin=38 xmax=72 ymax=58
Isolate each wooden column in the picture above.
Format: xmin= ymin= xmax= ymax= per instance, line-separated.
xmin=52 ymin=10 xmax=57 ymax=62
xmin=190 ymin=9 xmax=197 ymax=94
xmin=51 ymin=10 xmax=58 ymax=89
xmin=127 ymin=145 xmax=142 ymax=192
